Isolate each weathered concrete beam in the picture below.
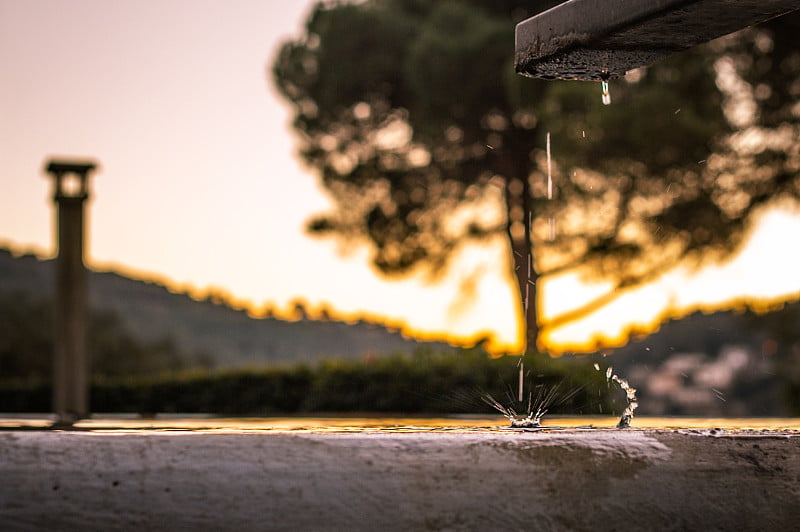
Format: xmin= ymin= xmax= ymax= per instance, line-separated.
xmin=2 ymin=430 xmax=799 ymax=530
xmin=516 ymin=0 xmax=800 ymax=80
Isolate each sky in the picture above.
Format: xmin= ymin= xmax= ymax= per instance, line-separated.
xmin=2 ymin=0 xmax=800 ymax=355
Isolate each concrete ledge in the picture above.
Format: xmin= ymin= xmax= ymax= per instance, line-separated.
xmin=2 ymin=429 xmax=799 ymax=530
xmin=515 ymin=0 xmax=800 ymax=80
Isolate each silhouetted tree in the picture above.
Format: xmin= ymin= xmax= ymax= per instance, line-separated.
xmin=273 ymin=1 xmax=800 ymax=351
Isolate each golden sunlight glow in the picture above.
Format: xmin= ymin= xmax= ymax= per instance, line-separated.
xmin=540 ymin=205 xmax=800 ymax=354
xmin=67 ymin=202 xmax=800 ymax=359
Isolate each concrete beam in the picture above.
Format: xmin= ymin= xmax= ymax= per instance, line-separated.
xmin=2 ymin=430 xmax=799 ymax=530
xmin=516 ymin=0 xmax=800 ymax=80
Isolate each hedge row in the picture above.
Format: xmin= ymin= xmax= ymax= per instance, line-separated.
xmin=0 ymin=349 xmax=615 ymax=415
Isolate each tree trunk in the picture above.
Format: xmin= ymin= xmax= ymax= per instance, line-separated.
xmin=504 ymin=166 xmax=539 ymax=354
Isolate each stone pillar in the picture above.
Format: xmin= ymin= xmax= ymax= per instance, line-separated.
xmin=45 ymin=159 xmax=97 ymax=425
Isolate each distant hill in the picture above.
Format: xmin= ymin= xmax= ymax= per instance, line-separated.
xmin=0 ymin=248 xmax=453 ymax=368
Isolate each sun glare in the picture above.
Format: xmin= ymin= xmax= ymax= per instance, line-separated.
xmin=541 ymin=204 xmax=800 ymax=354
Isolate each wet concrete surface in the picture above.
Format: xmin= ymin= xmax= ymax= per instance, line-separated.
xmin=515 ymin=0 xmax=800 ymax=80
xmin=1 ymin=419 xmax=799 ymax=531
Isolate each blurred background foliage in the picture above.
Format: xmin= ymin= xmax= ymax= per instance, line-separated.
xmin=273 ymin=0 xmax=800 ymax=348
xmin=1 ymin=343 xmax=613 ymax=416
xmin=0 ymin=285 xmax=612 ymax=416
xmin=4 ymin=254 xmax=800 ymax=415
xmin=3 ymin=286 xmax=800 ymax=416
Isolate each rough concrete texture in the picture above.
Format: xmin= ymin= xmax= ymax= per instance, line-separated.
xmin=515 ymin=0 xmax=800 ymax=80
xmin=1 ymin=430 xmax=799 ymax=531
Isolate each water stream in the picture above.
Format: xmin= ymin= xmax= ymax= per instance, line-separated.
xmin=503 ymin=126 xmax=641 ymax=430
xmin=607 ymin=366 xmax=639 ymax=428
xmin=546 ymin=131 xmax=555 ymax=241
xmin=601 ymin=80 xmax=611 ymax=105
xmin=500 ymin=92 xmax=643 ymax=430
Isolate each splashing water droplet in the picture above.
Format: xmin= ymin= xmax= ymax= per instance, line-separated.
xmin=483 ymin=372 xmax=583 ymax=429
xmin=601 ymin=80 xmax=611 ymax=105
xmin=546 ymin=132 xmax=552 ymax=200
xmin=603 ymin=365 xmax=639 ymax=428
xmin=546 ymin=132 xmax=555 ymax=241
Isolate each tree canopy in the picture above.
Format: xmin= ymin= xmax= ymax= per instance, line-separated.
xmin=273 ymin=1 xmax=800 ymax=353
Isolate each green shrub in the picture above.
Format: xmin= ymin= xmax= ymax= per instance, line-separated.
xmin=0 ymin=348 xmax=613 ymax=415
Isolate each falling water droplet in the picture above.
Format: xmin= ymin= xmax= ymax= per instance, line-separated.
xmin=546 ymin=132 xmax=555 ymax=241
xmin=601 ymin=80 xmax=611 ymax=105
xmin=546 ymin=132 xmax=552 ymax=200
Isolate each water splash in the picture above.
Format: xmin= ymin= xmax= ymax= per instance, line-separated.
xmin=604 ymin=366 xmax=638 ymax=428
xmin=484 ymin=377 xmax=582 ymax=429
xmin=601 ymin=80 xmax=611 ymax=105
xmin=483 ymin=391 xmax=542 ymax=428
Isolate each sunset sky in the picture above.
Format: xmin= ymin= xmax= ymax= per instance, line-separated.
xmin=2 ymin=0 xmax=799 ymax=355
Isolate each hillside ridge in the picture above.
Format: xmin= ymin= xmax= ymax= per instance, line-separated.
xmin=0 ymin=248 xmax=453 ymax=367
